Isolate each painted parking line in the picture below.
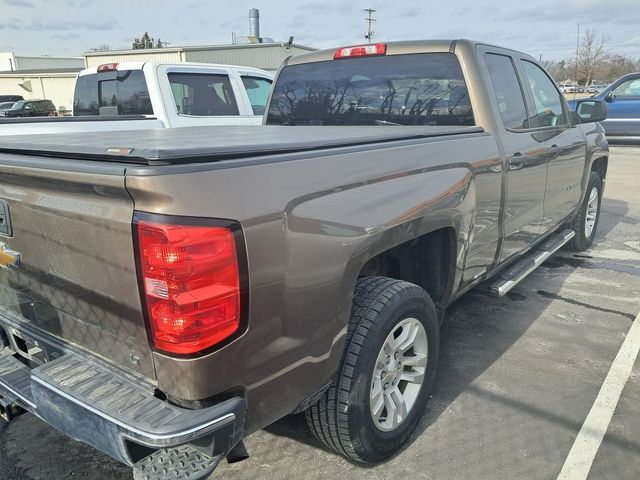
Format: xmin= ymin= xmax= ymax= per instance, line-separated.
xmin=556 ymin=310 xmax=640 ymax=480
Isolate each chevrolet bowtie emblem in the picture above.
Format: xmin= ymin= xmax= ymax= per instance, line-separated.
xmin=0 ymin=242 xmax=20 ymax=270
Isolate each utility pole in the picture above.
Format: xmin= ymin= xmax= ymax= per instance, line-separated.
xmin=574 ymin=23 xmax=580 ymax=100
xmin=363 ymin=8 xmax=376 ymax=43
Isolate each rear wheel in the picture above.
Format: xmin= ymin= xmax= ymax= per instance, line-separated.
xmin=305 ymin=276 xmax=439 ymax=463
xmin=567 ymin=171 xmax=602 ymax=251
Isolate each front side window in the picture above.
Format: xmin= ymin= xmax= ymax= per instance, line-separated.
xmin=484 ymin=53 xmax=528 ymax=130
xmin=241 ymin=76 xmax=272 ymax=115
xmin=612 ymin=78 xmax=640 ymax=99
xmin=266 ymin=53 xmax=474 ymax=126
xmin=521 ymin=61 xmax=568 ymax=128
xmin=168 ymin=73 xmax=239 ymax=116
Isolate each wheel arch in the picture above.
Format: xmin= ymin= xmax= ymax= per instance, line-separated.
xmin=590 ymin=155 xmax=608 ymax=181
xmin=353 ymin=225 xmax=459 ymax=315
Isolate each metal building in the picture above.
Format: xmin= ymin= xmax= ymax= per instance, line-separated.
xmin=0 ymin=52 xmax=84 ymax=72
xmin=0 ymin=69 xmax=81 ymax=113
xmin=0 ymin=9 xmax=315 ymax=114
xmin=83 ymin=42 xmax=315 ymax=71
xmin=0 ymin=52 xmax=84 ymax=112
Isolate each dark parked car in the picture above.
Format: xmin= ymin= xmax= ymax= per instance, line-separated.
xmin=0 ymin=95 xmax=23 ymax=103
xmin=569 ymin=72 xmax=640 ymax=140
xmin=0 ymin=101 xmax=15 ymax=113
xmin=1 ymin=99 xmax=56 ymax=117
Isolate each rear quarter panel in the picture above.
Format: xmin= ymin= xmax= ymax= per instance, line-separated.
xmin=125 ymin=132 xmax=501 ymax=431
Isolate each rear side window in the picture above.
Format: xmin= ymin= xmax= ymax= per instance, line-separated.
xmin=241 ymin=76 xmax=272 ymax=115
xmin=484 ymin=53 xmax=528 ymax=130
xmin=74 ymin=70 xmax=152 ymax=116
xmin=168 ymin=73 xmax=239 ymax=116
xmin=266 ymin=53 xmax=474 ymax=126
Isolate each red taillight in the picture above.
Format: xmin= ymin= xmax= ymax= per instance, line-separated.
xmin=134 ymin=217 xmax=242 ymax=355
xmin=334 ymin=43 xmax=386 ymax=59
xmin=97 ymin=63 xmax=119 ymax=72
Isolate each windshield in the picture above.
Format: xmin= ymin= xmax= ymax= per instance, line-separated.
xmin=11 ymin=101 xmax=25 ymax=110
xmin=266 ymin=53 xmax=474 ymax=126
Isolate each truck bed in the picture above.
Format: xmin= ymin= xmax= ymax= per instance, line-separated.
xmin=0 ymin=125 xmax=484 ymax=166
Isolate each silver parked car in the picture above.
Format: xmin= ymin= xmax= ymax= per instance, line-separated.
xmin=558 ymin=84 xmax=577 ymax=94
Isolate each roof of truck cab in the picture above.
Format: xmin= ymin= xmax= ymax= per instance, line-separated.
xmin=285 ymin=39 xmax=535 ymax=66
xmin=0 ymin=125 xmax=485 ymax=166
xmin=79 ymin=61 xmax=275 ymax=76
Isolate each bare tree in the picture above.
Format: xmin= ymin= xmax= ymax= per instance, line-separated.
xmin=600 ymin=53 xmax=640 ymax=82
xmin=577 ymin=28 xmax=607 ymax=86
xmin=89 ymin=44 xmax=112 ymax=52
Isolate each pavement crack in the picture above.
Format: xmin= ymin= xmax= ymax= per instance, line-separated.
xmin=536 ymin=290 xmax=637 ymax=321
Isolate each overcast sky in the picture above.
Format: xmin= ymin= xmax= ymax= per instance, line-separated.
xmin=1 ymin=0 xmax=639 ymax=61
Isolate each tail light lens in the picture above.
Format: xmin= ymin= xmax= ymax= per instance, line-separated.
xmin=134 ymin=215 xmax=243 ymax=355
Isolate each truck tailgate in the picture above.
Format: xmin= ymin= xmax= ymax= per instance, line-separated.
xmin=0 ymin=156 xmax=153 ymax=379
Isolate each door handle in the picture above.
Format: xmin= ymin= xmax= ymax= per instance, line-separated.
xmin=548 ymin=144 xmax=562 ymax=156
xmin=508 ymin=154 xmax=525 ymax=171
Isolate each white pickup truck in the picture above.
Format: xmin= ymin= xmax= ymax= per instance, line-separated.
xmin=0 ymin=62 xmax=274 ymax=135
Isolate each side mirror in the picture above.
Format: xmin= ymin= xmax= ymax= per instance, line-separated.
xmin=604 ymin=91 xmax=614 ymax=102
xmin=572 ymin=99 xmax=608 ymax=123
xmin=570 ymin=111 xmax=582 ymax=125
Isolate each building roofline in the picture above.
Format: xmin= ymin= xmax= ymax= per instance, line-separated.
xmin=83 ymin=42 xmax=316 ymax=56
xmin=13 ymin=55 xmax=84 ymax=61
xmin=0 ymin=68 xmax=81 ymax=76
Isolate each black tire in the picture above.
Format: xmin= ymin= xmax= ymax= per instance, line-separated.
xmin=305 ymin=276 xmax=439 ymax=464
xmin=567 ymin=171 xmax=603 ymax=251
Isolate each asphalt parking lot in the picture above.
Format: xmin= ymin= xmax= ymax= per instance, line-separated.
xmin=1 ymin=146 xmax=639 ymax=480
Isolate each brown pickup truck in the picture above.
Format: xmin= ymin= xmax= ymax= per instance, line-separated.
xmin=0 ymin=40 xmax=609 ymax=480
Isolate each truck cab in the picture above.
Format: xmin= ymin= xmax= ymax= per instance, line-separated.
xmin=74 ymin=61 xmax=274 ymax=126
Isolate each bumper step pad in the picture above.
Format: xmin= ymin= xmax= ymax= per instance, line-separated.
xmin=133 ymin=445 xmax=222 ymax=480
xmin=0 ymin=314 xmax=246 ymax=479
xmin=0 ymin=349 xmax=35 ymax=411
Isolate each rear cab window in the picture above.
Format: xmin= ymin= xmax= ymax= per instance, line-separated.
xmin=74 ymin=70 xmax=152 ymax=116
xmin=168 ymin=73 xmax=239 ymax=116
xmin=266 ymin=53 xmax=474 ymax=126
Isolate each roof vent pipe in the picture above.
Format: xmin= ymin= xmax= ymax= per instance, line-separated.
xmin=249 ymin=8 xmax=260 ymax=42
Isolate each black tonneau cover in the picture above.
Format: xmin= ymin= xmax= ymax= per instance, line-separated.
xmin=0 ymin=115 xmax=154 ymax=124
xmin=0 ymin=125 xmax=484 ymax=166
